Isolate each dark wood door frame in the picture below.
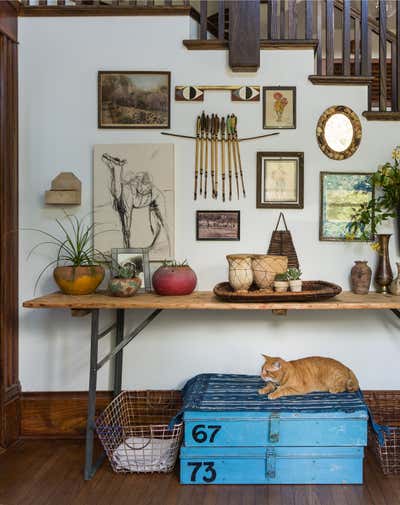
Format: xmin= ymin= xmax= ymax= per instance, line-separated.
xmin=0 ymin=0 xmax=20 ymax=448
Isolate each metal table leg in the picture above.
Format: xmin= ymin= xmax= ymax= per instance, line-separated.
xmin=84 ymin=309 xmax=100 ymax=480
xmin=114 ymin=309 xmax=125 ymax=398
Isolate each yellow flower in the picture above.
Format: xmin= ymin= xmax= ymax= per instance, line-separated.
xmin=371 ymin=242 xmax=380 ymax=252
xmin=392 ymin=146 xmax=400 ymax=161
xmin=345 ymin=232 xmax=355 ymax=240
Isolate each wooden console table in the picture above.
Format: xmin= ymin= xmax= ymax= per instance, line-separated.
xmin=23 ymin=290 xmax=400 ymax=479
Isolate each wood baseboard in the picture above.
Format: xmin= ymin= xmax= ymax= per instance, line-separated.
xmin=20 ymin=389 xmax=397 ymax=439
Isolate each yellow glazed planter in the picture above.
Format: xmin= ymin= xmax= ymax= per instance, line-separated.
xmin=53 ymin=265 xmax=105 ymax=295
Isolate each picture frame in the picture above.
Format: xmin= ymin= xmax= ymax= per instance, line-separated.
xmin=256 ymin=152 xmax=304 ymax=209
xmin=98 ymin=71 xmax=171 ymax=129
xmin=263 ymin=86 xmax=296 ymax=129
xmin=111 ymin=248 xmax=152 ymax=292
xmin=196 ymin=211 xmax=240 ymax=241
xmin=319 ymin=172 xmax=374 ymax=242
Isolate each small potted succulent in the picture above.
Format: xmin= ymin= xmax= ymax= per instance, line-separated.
xmin=287 ymin=268 xmax=302 ymax=292
xmin=109 ymin=262 xmax=142 ymax=298
xmin=152 ymin=260 xmax=197 ymax=296
xmin=274 ymin=272 xmax=290 ymax=293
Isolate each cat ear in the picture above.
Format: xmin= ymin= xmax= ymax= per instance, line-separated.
xmin=261 ymin=354 xmax=269 ymax=360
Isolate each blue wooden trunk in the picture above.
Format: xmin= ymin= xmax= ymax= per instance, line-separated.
xmin=177 ymin=374 xmax=368 ymax=485
xmin=180 ymin=446 xmax=364 ymax=485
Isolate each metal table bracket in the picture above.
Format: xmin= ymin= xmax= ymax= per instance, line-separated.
xmin=84 ymin=308 xmax=163 ymax=480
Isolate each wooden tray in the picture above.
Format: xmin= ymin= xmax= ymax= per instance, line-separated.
xmin=213 ymin=281 xmax=342 ymax=303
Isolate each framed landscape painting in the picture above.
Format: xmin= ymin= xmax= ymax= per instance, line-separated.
xmin=256 ymin=152 xmax=304 ymax=209
xmin=320 ymin=172 xmax=374 ymax=241
xmin=263 ymin=86 xmax=296 ymax=129
xmin=196 ymin=211 xmax=240 ymax=241
xmin=98 ymin=71 xmax=170 ymax=129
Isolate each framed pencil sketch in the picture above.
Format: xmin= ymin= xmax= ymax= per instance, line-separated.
xmin=196 ymin=211 xmax=240 ymax=241
xmin=98 ymin=71 xmax=171 ymax=129
xmin=111 ymin=248 xmax=151 ymax=292
xmin=256 ymin=152 xmax=304 ymax=209
xmin=319 ymin=172 xmax=374 ymax=241
xmin=263 ymin=86 xmax=296 ymax=129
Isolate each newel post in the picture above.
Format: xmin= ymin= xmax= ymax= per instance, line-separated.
xmin=229 ymin=0 xmax=260 ymax=72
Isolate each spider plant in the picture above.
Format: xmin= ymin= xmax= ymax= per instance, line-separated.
xmin=27 ymin=212 xmax=104 ymax=292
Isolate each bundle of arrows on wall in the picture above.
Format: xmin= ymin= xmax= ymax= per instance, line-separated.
xmin=194 ymin=112 xmax=245 ymax=202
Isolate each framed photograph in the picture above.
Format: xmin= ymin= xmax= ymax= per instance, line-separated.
xmin=98 ymin=71 xmax=171 ymax=129
xmin=111 ymin=248 xmax=151 ymax=292
xmin=263 ymin=86 xmax=296 ymax=129
xmin=256 ymin=152 xmax=304 ymax=209
xmin=320 ymin=172 xmax=374 ymax=241
xmin=196 ymin=211 xmax=240 ymax=241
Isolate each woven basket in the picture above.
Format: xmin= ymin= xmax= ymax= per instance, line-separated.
xmin=363 ymin=391 xmax=400 ymax=475
xmin=95 ymin=390 xmax=183 ymax=473
xmin=267 ymin=213 xmax=299 ymax=269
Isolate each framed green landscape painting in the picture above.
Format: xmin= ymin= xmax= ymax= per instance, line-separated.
xmin=320 ymin=172 xmax=374 ymax=241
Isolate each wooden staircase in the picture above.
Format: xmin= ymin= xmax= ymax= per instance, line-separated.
xmin=18 ymin=0 xmax=400 ymax=120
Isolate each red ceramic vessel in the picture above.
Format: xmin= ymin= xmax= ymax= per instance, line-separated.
xmin=152 ymin=265 xmax=197 ymax=296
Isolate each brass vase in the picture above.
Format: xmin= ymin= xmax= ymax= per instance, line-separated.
xmin=374 ymin=234 xmax=393 ymax=293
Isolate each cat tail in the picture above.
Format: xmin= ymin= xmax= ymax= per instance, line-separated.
xmin=347 ymin=370 xmax=359 ymax=392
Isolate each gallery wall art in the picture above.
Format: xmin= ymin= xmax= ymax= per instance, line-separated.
xmin=256 ymin=152 xmax=304 ymax=209
xmin=196 ymin=211 xmax=240 ymax=241
xmin=319 ymin=172 xmax=374 ymax=241
xmin=93 ymin=144 xmax=175 ymax=261
xmin=98 ymin=71 xmax=170 ymax=129
xmin=263 ymin=87 xmax=296 ymax=129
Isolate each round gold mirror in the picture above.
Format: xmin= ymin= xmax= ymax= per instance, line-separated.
xmin=316 ymin=106 xmax=362 ymax=160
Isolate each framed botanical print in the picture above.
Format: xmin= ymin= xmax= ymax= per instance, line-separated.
xmin=196 ymin=211 xmax=240 ymax=241
xmin=256 ymin=152 xmax=304 ymax=209
xmin=319 ymin=172 xmax=374 ymax=241
xmin=98 ymin=71 xmax=171 ymax=129
xmin=263 ymin=86 xmax=296 ymax=129
xmin=111 ymin=248 xmax=151 ymax=292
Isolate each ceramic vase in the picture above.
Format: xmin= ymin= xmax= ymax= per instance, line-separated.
xmin=390 ymin=262 xmax=400 ymax=295
xmin=374 ymin=234 xmax=393 ymax=293
xmin=109 ymin=277 xmax=142 ymax=297
xmin=53 ymin=265 xmax=105 ymax=295
xmin=350 ymin=261 xmax=372 ymax=295
xmin=251 ymin=255 xmax=288 ymax=291
xmin=227 ymin=255 xmax=253 ymax=292
xmin=152 ymin=265 xmax=197 ymax=296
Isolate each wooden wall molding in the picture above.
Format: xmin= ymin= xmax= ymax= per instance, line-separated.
xmin=0 ymin=1 xmax=19 ymax=448
xmin=20 ymin=389 xmax=395 ymax=439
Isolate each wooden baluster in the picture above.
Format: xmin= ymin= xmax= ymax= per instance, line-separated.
xmin=354 ymin=16 xmax=360 ymax=76
xmin=361 ymin=0 xmax=369 ymax=76
xmin=38 ymin=0 xmax=48 ymax=5
xmin=396 ymin=0 xmax=400 ymax=112
xmin=342 ymin=0 xmax=350 ymax=75
xmin=288 ymin=0 xmax=296 ymax=39
xmin=280 ymin=0 xmax=286 ymax=40
xmin=316 ymin=0 xmax=322 ymax=74
xmin=218 ymin=0 xmax=225 ymax=41
xmin=200 ymin=0 xmax=207 ymax=40
xmin=165 ymin=0 xmax=172 ymax=6
xmin=268 ymin=0 xmax=278 ymax=40
xmin=326 ymin=0 xmax=334 ymax=76
xmin=112 ymin=0 xmax=119 ymax=6
xmin=305 ymin=0 xmax=313 ymax=40
xmin=147 ymin=0 xmax=154 ymax=6
xmin=392 ymin=41 xmax=397 ymax=112
xmin=57 ymin=0 xmax=66 ymax=5
xmin=379 ymin=0 xmax=387 ymax=111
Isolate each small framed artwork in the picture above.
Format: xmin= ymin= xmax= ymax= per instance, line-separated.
xmin=256 ymin=152 xmax=304 ymax=209
xmin=196 ymin=211 xmax=240 ymax=241
xmin=98 ymin=71 xmax=171 ymax=129
xmin=263 ymin=86 xmax=296 ymax=129
xmin=111 ymin=248 xmax=151 ymax=292
xmin=320 ymin=172 xmax=374 ymax=241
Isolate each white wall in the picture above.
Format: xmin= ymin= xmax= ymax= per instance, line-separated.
xmin=19 ymin=16 xmax=400 ymax=392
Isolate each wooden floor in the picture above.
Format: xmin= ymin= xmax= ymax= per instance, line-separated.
xmin=0 ymin=440 xmax=399 ymax=505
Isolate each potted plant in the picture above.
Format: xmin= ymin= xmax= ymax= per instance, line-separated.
xmin=109 ymin=262 xmax=142 ymax=297
xmin=273 ymin=272 xmax=289 ymax=293
xmin=29 ymin=213 xmax=105 ymax=295
xmin=287 ymin=268 xmax=302 ymax=292
xmin=152 ymin=260 xmax=197 ymax=296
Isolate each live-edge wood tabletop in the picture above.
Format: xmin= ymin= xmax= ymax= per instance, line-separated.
xmin=22 ymin=290 xmax=400 ymax=311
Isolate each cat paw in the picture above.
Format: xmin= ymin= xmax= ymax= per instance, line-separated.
xmin=258 ymin=388 xmax=268 ymax=395
xmin=268 ymin=392 xmax=280 ymax=400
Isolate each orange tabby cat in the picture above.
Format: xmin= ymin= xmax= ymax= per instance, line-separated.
xmin=259 ymin=355 xmax=359 ymax=399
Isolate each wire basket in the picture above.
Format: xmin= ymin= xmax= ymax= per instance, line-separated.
xmin=95 ymin=390 xmax=183 ymax=473
xmin=363 ymin=391 xmax=400 ymax=475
